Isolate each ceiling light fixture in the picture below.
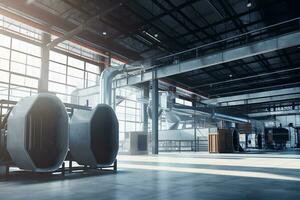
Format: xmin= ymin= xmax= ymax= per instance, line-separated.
xmin=26 ymin=0 xmax=35 ymax=4
xmin=246 ymin=1 xmax=252 ymax=8
xmin=143 ymin=30 xmax=161 ymax=43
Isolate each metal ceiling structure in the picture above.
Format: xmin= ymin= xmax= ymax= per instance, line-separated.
xmin=0 ymin=0 xmax=299 ymax=117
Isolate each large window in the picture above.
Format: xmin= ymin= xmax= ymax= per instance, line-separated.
xmin=0 ymin=14 xmax=42 ymax=41
xmin=0 ymin=34 xmax=40 ymax=102
xmin=0 ymin=14 xmax=104 ymax=106
xmin=0 ymin=32 xmax=102 ymax=104
xmin=116 ymin=87 xmax=143 ymax=142
xmin=48 ymin=50 xmax=100 ymax=104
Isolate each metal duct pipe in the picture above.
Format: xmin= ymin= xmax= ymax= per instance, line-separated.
xmin=165 ymin=110 xmax=181 ymax=130
xmin=147 ymin=105 xmax=163 ymax=119
xmin=99 ymin=65 xmax=124 ymax=105
xmin=124 ymin=65 xmax=144 ymax=72
xmin=212 ymin=113 xmax=250 ymax=123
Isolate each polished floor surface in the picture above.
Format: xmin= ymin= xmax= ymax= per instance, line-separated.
xmin=1 ymin=151 xmax=300 ymax=200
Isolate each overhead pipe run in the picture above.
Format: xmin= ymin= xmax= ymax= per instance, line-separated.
xmin=212 ymin=113 xmax=250 ymax=124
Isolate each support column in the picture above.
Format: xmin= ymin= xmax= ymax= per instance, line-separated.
xmin=193 ymin=101 xmax=197 ymax=152
xmin=0 ymin=166 xmax=5 ymax=176
xmin=151 ymin=79 xmax=159 ymax=154
xmin=38 ymin=33 xmax=51 ymax=93
xmin=143 ymin=82 xmax=149 ymax=135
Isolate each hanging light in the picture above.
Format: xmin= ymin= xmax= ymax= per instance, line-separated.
xmin=246 ymin=1 xmax=252 ymax=8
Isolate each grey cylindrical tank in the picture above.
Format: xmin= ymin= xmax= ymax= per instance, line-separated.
xmin=7 ymin=94 xmax=69 ymax=172
xmin=70 ymin=104 xmax=119 ymax=167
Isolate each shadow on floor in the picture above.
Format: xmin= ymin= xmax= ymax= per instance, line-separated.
xmin=0 ymin=169 xmax=130 ymax=185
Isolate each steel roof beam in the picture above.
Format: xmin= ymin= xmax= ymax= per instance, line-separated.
xmin=191 ymin=66 xmax=300 ymax=89
xmin=47 ymin=3 xmax=121 ymax=49
xmin=114 ymin=30 xmax=300 ymax=88
xmin=202 ymin=87 xmax=300 ymax=106
xmin=248 ymin=109 xmax=300 ymax=118
xmin=0 ymin=0 xmax=141 ymax=61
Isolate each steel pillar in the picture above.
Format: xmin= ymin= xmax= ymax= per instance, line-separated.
xmin=38 ymin=33 xmax=51 ymax=93
xmin=143 ymin=82 xmax=149 ymax=135
xmin=193 ymin=101 xmax=197 ymax=152
xmin=151 ymin=79 xmax=159 ymax=154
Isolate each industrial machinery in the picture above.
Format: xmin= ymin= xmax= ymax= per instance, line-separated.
xmin=232 ymin=128 xmax=240 ymax=152
xmin=0 ymin=94 xmax=69 ymax=172
xmin=70 ymin=104 xmax=119 ymax=167
xmin=264 ymin=127 xmax=289 ymax=150
xmin=0 ymin=66 xmax=121 ymax=177
xmin=122 ymin=131 xmax=148 ymax=155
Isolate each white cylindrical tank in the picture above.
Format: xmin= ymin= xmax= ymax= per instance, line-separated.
xmin=70 ymin=104 xmax=119 ymax=167
xmin=7 ymin=94 xmax=69 ymax=172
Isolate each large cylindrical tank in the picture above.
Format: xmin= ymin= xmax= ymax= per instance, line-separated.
xmin=6 ymin=94 xmax=69 ymax=172
xmin=0 ymin=130 xmax=11 ymax=163
xmin=70 ymin=104 xmax=119 ymax=167
xmin=0 ymin=111 xmax=11 ymax=163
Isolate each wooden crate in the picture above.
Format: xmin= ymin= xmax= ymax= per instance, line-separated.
xmin=208 ymin=134 xmax=218 ymax=153
xmin=208 ymin=129 xmax=233 ymax=153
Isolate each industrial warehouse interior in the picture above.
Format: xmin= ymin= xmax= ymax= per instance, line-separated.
xmin=0 ymin=0 xmax=300 ymax=199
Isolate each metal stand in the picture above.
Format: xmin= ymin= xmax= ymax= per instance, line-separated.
xmin=5 ymin=166 xmax=9 ymax=178
xmin=61 ymin=162 xmax=65 ymax=176
xmin=0 ymin=165 xmax=10 ymax=179
xmin=113 ymin=159 xmax=117 ymax=172
xmin=69 ymin=160 xmax=72 ymax=173
xmin=0 ymin=159 xmax=117 ymax=180
xmin=57 ymin=159 xmax=117 ymax=175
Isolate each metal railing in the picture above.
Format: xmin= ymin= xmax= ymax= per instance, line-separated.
xmin=159 ymin=139 xmax=208 ymax=152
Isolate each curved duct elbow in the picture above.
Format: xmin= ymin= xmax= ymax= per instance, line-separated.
xmin=165 ymin=110 xmax=181 ymax=130
xmin=99 ymin=66 xmax=124 ymax=105
xmin=147 ymin=105 xmax=163 ymax=119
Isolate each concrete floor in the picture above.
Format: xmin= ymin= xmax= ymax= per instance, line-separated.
xmin=1 ymin=151 xmax=300 ymax=200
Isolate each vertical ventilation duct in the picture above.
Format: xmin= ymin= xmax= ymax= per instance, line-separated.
xmin=99 ymin=66 xmax=124 ymax=105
